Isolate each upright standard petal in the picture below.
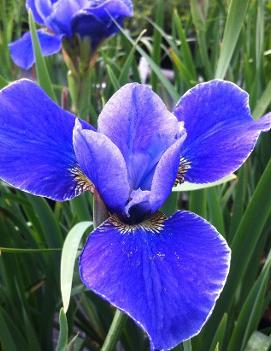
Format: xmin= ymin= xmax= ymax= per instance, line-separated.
xmin=174 ymin=80 xmax=271 ymax=183
xmin=80 ymin=211 xmax=230 ymax=350
xmin=124 ymin=137 xmax=186 ymax=220
xmin=98 ymin=83 xmax=179 ymax=189
xmin=71 ymin=0 xmax=133 ymax=46
xmin=9 ymin=30 xmax=62 ymax=70
xmin=0 ymin=79 xmax=93 ymax=201
xmin=27 ymin=0 xmax=54 ymax=24
xmin=149 ymin=136 xmax=186 ymax=213
xmin=46 ymin=0 xmax=88 ymax=36
xmin=26 ymin=0 xmax=46 ymax=25
xmin=73 ymin=121 xmax=130 ymax=214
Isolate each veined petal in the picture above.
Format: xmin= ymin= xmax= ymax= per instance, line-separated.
xmin=124 ymin=189 xmax=151 ymax=221
xmin=26 ymin=0 xmax=46 ymax=25
xmin=32 ymin=0 xmax=53 ymax=20
xmin=71 ymin=0 xmax=133 ymax=43
xmin=88 ymin=0 xmax=133 ymax=17
xmin=79 ymin=210 xmax=230 ymax=350
xmin=71 ymin=12 xmax=119 ymax=47
xmin=73 ymin=121 xmax=130 ymax=214
xmin=174 ymin=80 xmax=271 ymax=183
xmin=124 ymin=133 xmax=185 ymax=219
xmin=9 ymin=30 xmax=62 ymax=70
xmin=0 ymin=79 xmax=93 ymax=201
xmin=149 ymin=135 xmax=186 ymax=213
xmin=98 ymin=83 xmax=180 ymax=189
xmin=46 ymin=0 xmax=88 ymax=36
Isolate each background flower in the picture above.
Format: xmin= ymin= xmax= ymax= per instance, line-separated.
xmin=8 ymin=0 xmax=133 ymax=69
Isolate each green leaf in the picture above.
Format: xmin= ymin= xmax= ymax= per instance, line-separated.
xmin=252 ymin=80 xmax=271 ymax=119
xmin=173 ymin=174 xmax=237 ymax=192
xmin=106 ymin=64 xmax=120 ymax=91
xmin=173 ymin=10 xmax=197 ymax=81
xmin=228 ymin=250 xmax=271 ymax=351
xmin=151 ymin=0 xmax=164 ymax=90
xmin=101 ymin=310 xmax=127 ymax=351
xmin=28 ymin=197 xmax=63 ymax=248
xmin=215 ymin=0 xmax=250 ymax=79
xmin=209 ymin=314 xmax=228 ymax=351
xmin=183 ymin=339 xmax=192 ymax=351
xmin=0 ymin=247 xmax=61 ymax=254
xmin=28 ymin=10 xmax=56 ymax=101
xmin=208 ymin=159 xmax=271 ymax=339
xmin=191 ymin=0 xmax=212 ymax=78
xmin=227 ymin=160 xmax=271 ymax=298
xmin=61 ymin=221 xmax=92 ymax=313
xmin=207 ymin=188 xmax=225 ymax=235
xmin=0 ymin=74 xmax=8 ymax=89
xmin=189 ymin=189 xmax=207 ymax=218
xmin=111 ymin=18 xmax=179 ymax=101
xmin=245 ymin=331 xmax=271 ymax=351
xmin=118 ymin=33 xmax=143 ymax=85
xmin=56 ymin=308 xmax=69 ymax=351
xmin=0 ymin=307 xmax=21 ymax=351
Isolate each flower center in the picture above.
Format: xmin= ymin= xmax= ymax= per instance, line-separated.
xmin=174 ymin=157 xmax=191 ymax=186
xmin=105 ymin=212 xmax=167 ymax=234
xmin=70 ymin=166 xmax=94 ymax=195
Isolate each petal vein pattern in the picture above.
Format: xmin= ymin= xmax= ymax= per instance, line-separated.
xmin=0 ymin=79 xmax=93 ymax=201
xmin=79 ymin=211 xmax=231 ymax=350
xmin=98 ymin=83 xmax=180 ymax=190
xmin=73 ymin=120 xmax=130 ymax=214
xmin=173 ymin=80 xmax=271 ymax=184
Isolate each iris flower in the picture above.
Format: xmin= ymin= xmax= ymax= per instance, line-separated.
xmin=0 ymin=79 xmax=270 ymax=350
xmin=9 ymin=0 xmax=133 ymax=70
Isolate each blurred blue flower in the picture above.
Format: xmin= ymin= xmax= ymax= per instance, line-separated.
xmin=9 ymin=0 xmax=133 ymax=69
xmin=0 ymin=79 xmax=270 ymax=350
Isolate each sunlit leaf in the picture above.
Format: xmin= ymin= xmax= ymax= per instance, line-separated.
xmin=173 ymin=174 xmax=237 ymax=192
xmin=61 ymin=221 xmax=92 ymax=313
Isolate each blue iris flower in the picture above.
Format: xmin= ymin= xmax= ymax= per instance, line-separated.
xmin=0 ymin=79 xmax=270 ymax=350
xmin=9 ymin=0 xmax=133 ymax=70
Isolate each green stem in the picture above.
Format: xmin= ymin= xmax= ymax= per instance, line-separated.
xmin=67 ymin=69 xmax=92 ymax=120
xmin=101 ymin=309 xmax=127 ymax=351
xmin=0 ymin=247 xmax=61 ymax=254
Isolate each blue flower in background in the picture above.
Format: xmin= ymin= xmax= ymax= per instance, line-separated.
xmin=0 ymin=79 xmax=270 ymax=350
xmin=9 ymin=0 xmax=133 ymax=70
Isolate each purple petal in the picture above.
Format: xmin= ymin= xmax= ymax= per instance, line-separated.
xmin=124 ymin=189 xmax=151 ymax=219
xmin=26 ymin=0 xmax=47 ymax=25
xmin=124 ymin=136 xmax=185 ymax=218
xmin=88 ymin=0 xmax=133 ymax=17
xmin=46 ymin=0 xmax=88 ymax=36
xmin=9 ymin=30 xmax=62 ymax=70
xmin=0 ymin=79 xmax=93 ymax=201
xmin=34 ymin=0 xmax=53 ymax=19
xmin=149 ymin=135 xmax=186 ymax=212
xmin=71 ymin=0 xmax=133 ymax=44
xmin=73 ymin=121 xmax=130 ymax=214
xmin=79 ymin=210 xmax=230 ymax=350
xmin=174 ymin=80 xmax=271 ymax=183
xmin=98 ymin=83 xmax=180 ymax=190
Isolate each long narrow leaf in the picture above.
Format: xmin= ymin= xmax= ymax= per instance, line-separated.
xmin=215 ymin=0 xmax=250 ymax=79
xmin=28 ymin=11 xmax=56 ymax=100
xmin=61 ymin=221 xmax=92 ymax=313
xmin=173 ymin=174 xmax=236 ymax=192
xmin=56 ymin=308 xmax=69 ymax=351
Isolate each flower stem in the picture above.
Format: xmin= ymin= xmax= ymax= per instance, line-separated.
xmin=67 ymin=69 xmax=91 ymax=119
xmin=101 ymin=309 xmax=128 ymax=351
